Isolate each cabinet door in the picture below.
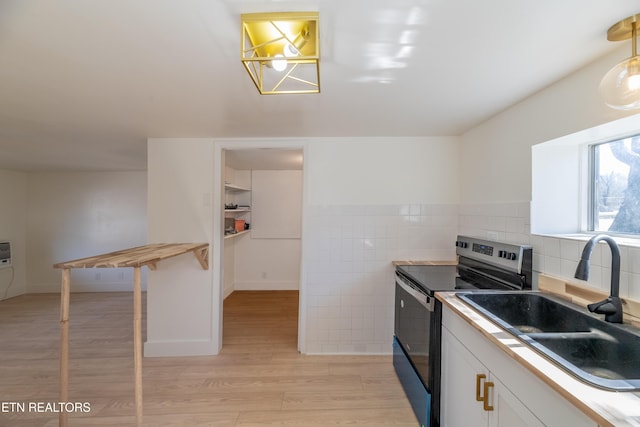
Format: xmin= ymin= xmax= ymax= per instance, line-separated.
xmin=441 ymin=327 xmax=489 ymax=427
xmin=442 ymin=327 xmax=544 ymax=427
xmin=489 ymin=375 xmax=544 ymax=427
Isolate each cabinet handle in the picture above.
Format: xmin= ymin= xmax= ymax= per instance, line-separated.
xmin=483 ymin=381 xmax=494 ymax=411
xmin=475 ymin=374 xmax=486 ymax=401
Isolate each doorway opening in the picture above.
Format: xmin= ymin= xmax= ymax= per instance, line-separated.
xmin=221 ymin=148 xmax=303 ymax=352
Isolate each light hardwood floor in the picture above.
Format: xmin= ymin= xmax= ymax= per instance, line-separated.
xmin=0 ymin=291 xmax=418 ymax=426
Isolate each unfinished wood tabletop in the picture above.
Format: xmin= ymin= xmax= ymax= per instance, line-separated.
xmin=53 ymin=243 xmax=209 ymax=271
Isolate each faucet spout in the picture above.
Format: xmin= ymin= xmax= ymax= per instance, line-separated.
xmin=574 ymin=234 xmax=623 ymax=323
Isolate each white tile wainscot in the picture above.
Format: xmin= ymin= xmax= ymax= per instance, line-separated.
xmin=303 ymin=204 xmax=458 ymax=354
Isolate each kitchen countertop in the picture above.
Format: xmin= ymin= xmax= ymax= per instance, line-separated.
xmin=437 ymin=292 xmax=640 ymax=427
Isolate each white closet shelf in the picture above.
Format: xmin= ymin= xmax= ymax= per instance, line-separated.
xmin=224 ymin=183 xmax=251 ymax=192
xmin=224 ymin=230 xmax=250 ymax=240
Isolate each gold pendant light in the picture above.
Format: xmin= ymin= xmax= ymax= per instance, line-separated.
xmin=600 ymin=14 xmax=640 ymax=110
xmin=241 ymin=12 xmax=320 ymax=95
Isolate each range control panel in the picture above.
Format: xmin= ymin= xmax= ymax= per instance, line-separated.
xmin=455 ymin=235 xmax=532 ymax=274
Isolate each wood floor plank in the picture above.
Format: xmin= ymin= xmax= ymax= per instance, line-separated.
xmin=282 ymin=390 xmax=413 ymax=411
xmin=235 ymin=408 xmax=419 ymax=426
xmin=0 ymin=290 xmax=417 ymax=427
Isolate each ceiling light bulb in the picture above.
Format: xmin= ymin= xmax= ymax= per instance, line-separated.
xmin=284 ymin=43 xmax=299 ymax=57
xmin=271 ymin=54 xmax=287 ymax=72
xmin=284 ymin=30 xmax=308 ymax=58
xmin=628 ymin=70 xmax=640 ymax=91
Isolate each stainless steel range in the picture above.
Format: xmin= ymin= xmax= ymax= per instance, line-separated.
xmin=393 ymin=235 xmax=533 ymax=427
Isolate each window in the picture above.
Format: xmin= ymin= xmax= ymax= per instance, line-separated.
xmin=531 ymin=113 xmax=640 ymax=237
xmin=590 ymin=135 xmax=639 ymax=235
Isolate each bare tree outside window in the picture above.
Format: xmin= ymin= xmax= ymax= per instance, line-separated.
xmin=593 ymin=136 xmax=639 ymax=234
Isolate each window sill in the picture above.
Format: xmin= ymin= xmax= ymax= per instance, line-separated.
xmin=533 ymin=233 xmax=640 ymax=249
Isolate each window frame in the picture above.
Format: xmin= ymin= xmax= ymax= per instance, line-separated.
xmin=586 ymin=135 xmax=638 ymax=237
xmin=587 ymin=141 xmax=599 ymax=233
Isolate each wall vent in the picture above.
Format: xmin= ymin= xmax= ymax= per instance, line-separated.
xmin=0 ymin=241 xmax=11 ymax=268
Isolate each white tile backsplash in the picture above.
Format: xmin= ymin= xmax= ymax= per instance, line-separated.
xmin=459 ymin=201 xmax=640 ymax=299
xmin=304 ymin=201 xmax=640 ymax=355
xmin=304 ymin=203 xmax=458 ymax=354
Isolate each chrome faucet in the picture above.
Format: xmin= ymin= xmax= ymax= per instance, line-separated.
xmin=574 ymin=234 xmax=623 ymax=323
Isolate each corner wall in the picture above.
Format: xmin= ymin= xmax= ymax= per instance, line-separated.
xmin=146 ymin=138 xmax=217 ymax=356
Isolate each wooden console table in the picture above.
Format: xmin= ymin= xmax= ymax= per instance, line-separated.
xmin=53 ymin=243 xmax=209 ymax=427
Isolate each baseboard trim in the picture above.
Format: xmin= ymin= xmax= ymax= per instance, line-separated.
xmin=223 ymin=286 xmax=234 ymax=299
xmin=144 ymin=339 xmax=218 ymax=357
xmin=234 ymin=280 xmax=299 ymax=291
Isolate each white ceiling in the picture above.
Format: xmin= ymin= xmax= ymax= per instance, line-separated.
xmin=0 ymin=0 xmax=638 ymax=171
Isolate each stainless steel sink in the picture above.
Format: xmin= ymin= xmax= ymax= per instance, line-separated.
xmin=457 ymin=291 xmax=640 ymax=391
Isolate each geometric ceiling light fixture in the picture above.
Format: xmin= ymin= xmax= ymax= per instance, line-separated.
xmin=241 ymin=12 xmax=320 ymax=94
xmin=600 ymin=13 xmax=640 ymax=110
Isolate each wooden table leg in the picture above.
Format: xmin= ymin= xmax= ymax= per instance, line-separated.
xmin=59 ymin=268 xmax=70 ymax=427
xmin=133 ymin=267 xmax=143 ymax=426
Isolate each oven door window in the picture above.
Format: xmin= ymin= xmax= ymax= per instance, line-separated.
xmin=395 ymin=280 xmax=431 ymax=387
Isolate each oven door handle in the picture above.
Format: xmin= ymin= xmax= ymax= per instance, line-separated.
xmin=396 ymin=275 xmax=435 ymax=312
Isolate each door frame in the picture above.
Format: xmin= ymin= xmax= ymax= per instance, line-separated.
xmin=212 ymin=138 xmax=308 ymax=354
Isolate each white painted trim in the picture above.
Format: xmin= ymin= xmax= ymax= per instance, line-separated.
xmin=223 ymin=286 xmax=233 ymax=299
xmin=144 ymin=339 xmax=218 ymax=357
xmin=233 ymin=280 xmax=299 ymax=291
xmin=214 ymin=138 xmax=308 ymax=355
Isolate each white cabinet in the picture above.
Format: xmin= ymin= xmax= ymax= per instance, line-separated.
xmin=441 ymin=305 xmax=597 ymax=427
xmin=441 ymin=326 xmax=490 ymax=426
xmin=224 ymin=183 xmax=251 ymax=239
xmin=441 ymin=327 xmax=543 ymax=427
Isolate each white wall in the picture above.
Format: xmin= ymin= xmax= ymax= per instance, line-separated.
xmin=233 ymin=170 xmax=302 ymax=291
xmin=234 ymin=237 xmax=301 ymax=290
xmin=308 ymin=138 xmax=459 ymax=206
xmin=26 ymin=171 xmax=147 ymax=293
xmin=146 ymin=138 xmax=217 ymax=356
xmin=459 ymin=45 xmax=640 ymax=300
xmin=0 ymin=170 xmax=27 ymax=300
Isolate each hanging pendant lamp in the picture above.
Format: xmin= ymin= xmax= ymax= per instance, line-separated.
xmin=600 ymin=14 xmax=640 ymax=110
